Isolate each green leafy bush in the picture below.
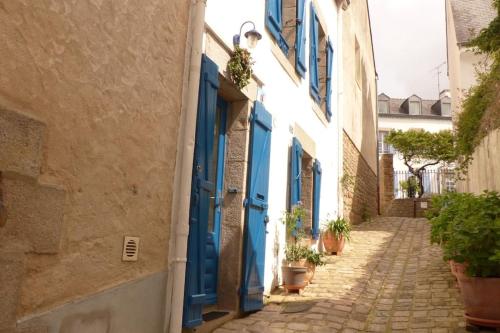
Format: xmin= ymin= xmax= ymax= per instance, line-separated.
xmin=324 ymin=217 xmax=351 ymax=240
xmin=400 ymin=176 xmax=420 ymax=198
xmin=305 ymin=249 xmax=326 ymax=266
xmin=429 ymin=191 xmax=500 ymax=277
xmin=284 ymin=244 xmax=308 ymax=262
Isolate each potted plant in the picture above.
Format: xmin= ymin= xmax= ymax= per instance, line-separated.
xmin=304 ymin=249 xmax=325 ymax=283
xmin=429 ymin=191 xmax=500 ymax=328
xmin=282 ymin=243 xmax=308 ymax=292
xmin=322 ymin=217 xmax=351 ymax=255
xmin=281 ymin=204 xmax=325 ymax=290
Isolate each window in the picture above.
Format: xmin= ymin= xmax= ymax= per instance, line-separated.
xmin=266 ymin=0 xmax=307 ymax=77
xmin=309 ymin=4 xmax=332 ymax=121
xmin=355 ymin=37 xmax=361 ymax=87
xmin=378 ymin=101 xmax=389 ymax=114
xmin=378 ymin=131 xmax=394 ymax=154
xmin=290 ymin=138 xmax=320 ymax=239
xmin=441 ymin=102 xmax=451 ymax=116
xmin=409 ymin=101 xmax=421 ymax=115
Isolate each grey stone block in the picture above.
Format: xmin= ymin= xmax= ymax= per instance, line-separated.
xmin=0 ymin=108 xmax=46 ymax=178
xmin=1 ymin=173 xmax=65 ymax=254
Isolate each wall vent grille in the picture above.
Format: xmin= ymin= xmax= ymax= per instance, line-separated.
xmin=122 ymin=236 xmax=140 ymax=261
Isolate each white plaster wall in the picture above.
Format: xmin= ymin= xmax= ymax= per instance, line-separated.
xmin=378 ymin=116 xmax=452 ymax=171
xmin=205 ymin=0 xmax=341 ymax=294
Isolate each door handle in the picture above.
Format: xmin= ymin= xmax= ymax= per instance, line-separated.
xmin=264 ymin=216 xmax=270 ymax=224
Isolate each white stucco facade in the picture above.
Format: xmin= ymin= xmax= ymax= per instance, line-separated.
xmin=205 ymin=0 xmax=343 ymax=295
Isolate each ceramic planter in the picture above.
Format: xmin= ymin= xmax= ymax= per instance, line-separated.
xmin=454 ymin=262 xmax=500 ymax=328
xmin=282 ymin=265 xmax=307 ymax=292
xmin=323 ymin=231 xmax=345 ymax=254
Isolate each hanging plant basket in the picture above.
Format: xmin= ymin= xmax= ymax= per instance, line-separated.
xmin=228 ymin=46 xmax=254 ymax=90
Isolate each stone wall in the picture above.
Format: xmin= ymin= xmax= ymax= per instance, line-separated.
xmin=342 ymin=132 xmax=378 ymax=224
xmin=457 ymin=128 xmax=500 ymax=194
xmin=0 ymin=0 xmax=190 ymax=330
xmin=378 ymin=154 xmax=394 ymax=215
xmin=383 ymin=198 xmax=430 ymax=218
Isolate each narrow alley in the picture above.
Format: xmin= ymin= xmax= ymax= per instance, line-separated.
xmin=214 ymin=217 xmax=465 ymax=333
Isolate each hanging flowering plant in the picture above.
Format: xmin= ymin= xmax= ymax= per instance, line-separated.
xmin=228 ymin=46 xmax=254 ymax=90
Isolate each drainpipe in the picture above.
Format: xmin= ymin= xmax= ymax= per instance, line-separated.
xmin=163 ymin=0 xmax=206 ymax=332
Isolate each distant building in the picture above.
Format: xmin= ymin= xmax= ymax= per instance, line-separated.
xmin=378 ymin=91 xmax=453 ymax=171
xmin=377 ymin=91 xmax=454 ymax=197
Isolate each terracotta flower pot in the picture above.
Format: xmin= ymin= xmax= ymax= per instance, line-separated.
xmin=454 ymin=262 xmax=500 ymax=328
xmin=323 ymin=231 xmax=345 ymax=255
xmin=305 ymin=262 xmax=316 ymax=283
xmin=282 ymin=265 xmax=307 ymax=292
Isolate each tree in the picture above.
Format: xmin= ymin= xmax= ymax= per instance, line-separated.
xmin=385 ymin=129 xmax=456 ymax=198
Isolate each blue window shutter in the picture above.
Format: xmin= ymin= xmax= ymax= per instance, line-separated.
xmin=266 ymin=0 xmax=282 ymax=43
xmin=312 ymin=160 xmax=322 ymax=240
xmin=325 ymin=39 xmax=334 ymax=122
xmin=290 ymin=138 xmax=303 ymax=228
xmin=295 ymin=0 xmax=307 ymax=78
xmin=309 ymin=4 xmax=320 ymax=103
xmin=182 ymin=54 xmax=219 ymax=328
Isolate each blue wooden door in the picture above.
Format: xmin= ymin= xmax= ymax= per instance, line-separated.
xmin=241 ymin=101 xmax=273 ymax=312
xmin=183 ymin=54 xmax=219 ymax=328
xmin=204 ymin=98 xmax=227 ymax=305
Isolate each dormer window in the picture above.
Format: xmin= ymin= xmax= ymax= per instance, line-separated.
xmin=409 ymin=101 xmax=421 ymax=115
xmin=378 ymin=100 xmax=389 ymax=113
xmin=441 ymin=102 xmax=451 ymax=116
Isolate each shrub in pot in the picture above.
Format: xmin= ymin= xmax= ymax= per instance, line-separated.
xmin=304 ymin=249 xmax=326 ymax=283
xmin=322 ymin=217 xmax=351 ymax=255
xmin=282 ymin=243 xmax=308 ymax=292
xmin=430 ymin=191 xmax=500 ymax=327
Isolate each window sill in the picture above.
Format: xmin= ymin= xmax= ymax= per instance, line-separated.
xmin=311 ymin=101 xmax=329 ymax=127
xmin=270 ymin=40 xmax=301 ymax=87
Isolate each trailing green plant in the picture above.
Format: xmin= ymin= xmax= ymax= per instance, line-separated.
xmin=284 ymin=243 xmax=308 ymax=263
xmin=227 ymin=46 xmax=254 ymax=90
xmin=429 ymin=191 xmax=500 ymax=277
xmin=305 ymin=249 xmax=326 ymax=266
xmin=400 ymin=176 xmax=420 ymax=198
xmin=455 ymin=0 xmax=500 ymax=173
xmin=324 ymin=217 xmax=351 ymax=241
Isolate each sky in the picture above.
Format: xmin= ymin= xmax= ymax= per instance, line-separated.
xmin=368 ymin=0 xmax=449 ymax=100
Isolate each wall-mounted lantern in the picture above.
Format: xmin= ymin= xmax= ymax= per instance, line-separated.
xmin=233 ymin=21 xmax=262 ymax=49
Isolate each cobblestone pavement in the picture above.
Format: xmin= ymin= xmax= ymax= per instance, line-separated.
xmin=214 ymin=217 xmax=470 ymax=333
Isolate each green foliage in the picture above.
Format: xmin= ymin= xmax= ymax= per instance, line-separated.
xmin=428 ymin=191 xmax=500 ymax=277
xmin=227 ymin=46 xmax=254 ymax=90
xmin=456 ymin=1 xmax=500 ymax=172
xmin=282 ymin=204 xmax=306 ymax=240
xmin=324 ymin=217 xmax=351 ymax=241
xmin=400 ymin=176 xmax=420 ymax=198
xmin=284 ymin=243 xmax=308 ymax=262
xmin=305 ymin=249 xmax=326 ymax=266
xmin=385 ymin=129 xmax=456 ymax=197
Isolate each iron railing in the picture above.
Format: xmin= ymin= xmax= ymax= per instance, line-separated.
xmin=393 ymin=169 xmax=456 ymax=199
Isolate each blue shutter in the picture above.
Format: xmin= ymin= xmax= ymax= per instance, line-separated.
xmin=295 ymin=0 xmax=307 ymax=78
xmin=241 ymin=101 xmax=273 ymax=312
xmin=182 ymin=54 xmax=219 ymax=328
xmin=290 ymin=137 xmax=303 ymax=228
xmin=312 ymin=160 xmax=322 ymax=240
xmin=325 ymin=39 xmax=334 ymax=122
xmin=266 ymin=0 xmax=289 ymax=55
xmin=266 ymin=0 xmax=282 ymax=41
xmin=309 ymin=4 xmax=320 ymax=103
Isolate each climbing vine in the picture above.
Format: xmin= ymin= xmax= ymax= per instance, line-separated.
xmin=455 ymin=0 xmax=500 ymax=174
